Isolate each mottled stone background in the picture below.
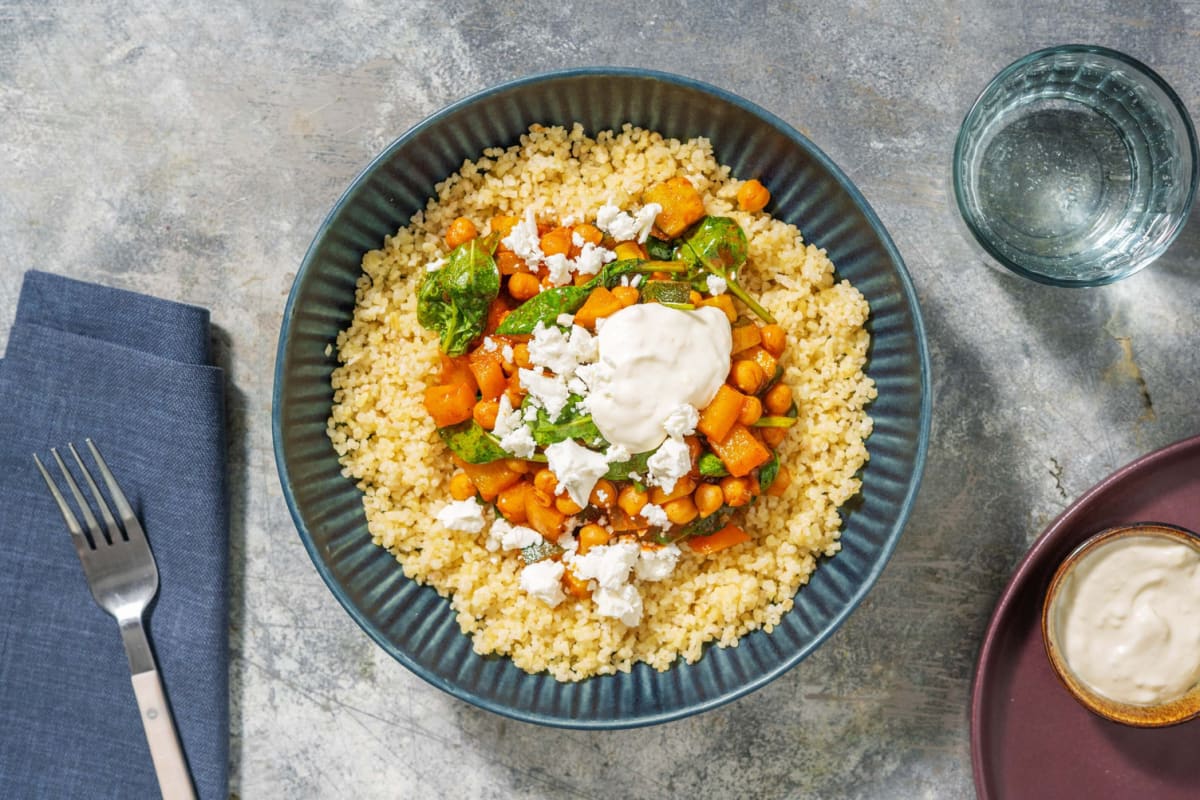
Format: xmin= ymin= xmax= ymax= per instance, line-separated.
xmin=2 ymin=2 xmax=1198 ymax=797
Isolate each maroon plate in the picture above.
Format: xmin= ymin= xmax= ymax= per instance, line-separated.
xmin=971 ymin=435 xmax=1200 ymax=799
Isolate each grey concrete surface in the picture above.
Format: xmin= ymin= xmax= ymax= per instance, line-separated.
xmin=3 ymin=2 xmax=1198 ymax=798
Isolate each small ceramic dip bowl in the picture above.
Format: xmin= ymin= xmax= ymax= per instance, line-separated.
xmin=1042 ymin=523 xmax=1200 ymax=727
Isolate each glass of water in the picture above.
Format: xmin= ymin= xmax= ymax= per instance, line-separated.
xmin=954 ymin=45 xmax=1197 ymax=286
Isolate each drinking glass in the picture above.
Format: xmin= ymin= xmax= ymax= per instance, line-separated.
xmin=954 ymin=45 xmax=1197 ymax=286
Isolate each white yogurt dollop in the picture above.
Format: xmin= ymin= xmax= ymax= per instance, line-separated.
xmin=583 ymin=304 xmax=732 ymax=453
xmin=1056 ymin=534 xmax=1200 ymax=706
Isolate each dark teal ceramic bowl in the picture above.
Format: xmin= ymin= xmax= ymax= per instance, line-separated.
xmin=273 ymin=68 xmax=930 ymax=728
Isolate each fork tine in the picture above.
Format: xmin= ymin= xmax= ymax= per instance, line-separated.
xmin=33 ymin=453 xmax=89 ymax=544
xmin=85 ymin=439 xmax=146 ymax=539
xmin=70 ymin=442 xmax=124 ymax=543
xmin=49 ymin=448 xmax=107 ymax=548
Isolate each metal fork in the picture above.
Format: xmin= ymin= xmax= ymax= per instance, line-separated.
xmin=34 ymin=439 xmax=196 ymax=800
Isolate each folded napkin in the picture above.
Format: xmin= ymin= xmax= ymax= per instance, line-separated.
xmin=0 ymin=271 xmax=228 ymax=799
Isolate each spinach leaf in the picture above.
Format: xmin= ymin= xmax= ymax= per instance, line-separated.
xmin=697 ymin=453 xmax=729 ymax=477
xmin=417 ymin=237 xmax=501 ymax=354
xmin=603 ymin=450 xmax=652 ymax=481
xmin=681 ymin=216 xmax=775 ymax=323
xmin=437 ymin=420 xmax=509 ymax=464
xmin=653 ymin=507 xmax=730 ymax=544
xmin=529 ymin=395 xmax=605 ymax=446
xmin=644 ymin=236 xmax=675 ymax=261
xmin=494 ymin=284 xmax=590 ymax=335
xmin=757 ymin=453 xmax=781 ymax=494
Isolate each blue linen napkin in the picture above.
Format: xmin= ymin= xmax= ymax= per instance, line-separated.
xmin=0 ymin=271 xmax=228 ymax=799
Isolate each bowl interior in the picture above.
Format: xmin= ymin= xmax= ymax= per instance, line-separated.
xmin=1042 ymin=523 xmax=1200 ymax=727
xmin=273 ymin=69 xmax=931 ymax=727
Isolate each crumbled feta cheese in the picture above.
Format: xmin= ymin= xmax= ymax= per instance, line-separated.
xmin=569 ymin=542 xmax=640 ymax=590
xmin=424 ymin=257 xmax=447 ymax=273
xmin=556 ymin=530 xmax=579 ymax=553
xmin=595 ymin=202 xmax=662 ymax=244
xmin=556 ymin=313 xmax=575 ymax=326
xmin=498 ymin=518 xmax=542 ymax=550
xmin=527 ymin=322 xmax=596 ymax=382
xmin=705 ymin=274 xmax=728 ymax=295
xmin=574 ymin=242 xmax=616 ymax=276
xmin=635 ymin=545 xmax=682 ymax=582
xmin=481 ymin=337 xmax=498 ymax=352
xmin=631 ymin=203 xmax=662 ymax=243
xmin=520 ymin=560 xmax=566 ymax=608
xmin=493 ymin=395 xmax=537 ymax=458
xmin=502 ymin=209 xmax=544 ymax=265
xmin=544 ymin=253 xmax=573 ymax=286
xmin=518 ymin=368 xmax=571 ymax=421
xmin=662 ymin=404 xmax=699 ymax=438
xmin=646 ymin=436 xmax=692 ymax=493
xmin=640 ymin=503 xmax=668 ymax=529
xmin=501 ymin=344 xmax=514 ymax=363
xmin=544 ymin=439 xmax=609 ymax=507
xmin=435 ymin=499 xmax=485 ymax=533
xmin=593 ymin=584 xmax=643 ymax=626
xmin=604 ymin=443 xmax=631 ymax=464
xmin=571 ymin=231 xmax=585 ymax=247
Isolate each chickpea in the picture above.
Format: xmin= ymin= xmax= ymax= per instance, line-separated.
xmin=589 ymin=479 xmax=617 ymax=509
xmin=663 ymin=496 xmax=699 ymax=525
xmin=512 ymin=342 xmax=532 ymax=369
xmin=490 ymin=214 xmax=520 ymax=237
xmin=496 ymin=251 xmax=523 ymax=275
xmin=764 ymin=383 xmax=794 ymax=415
xmin=693 ymin=483 xmax=724 ymax=518
xmin=472 ymin=399 xmax=499 ymax=430
xmin=649 ymin=475 xmax=696 ymax=506
xmin=449 ymin=471 xmax=476 ymax=501
xmin=578 ymin=523 xmax=611 ymax=554
xmin=760 ymin=324 xmax=787 ymax=357
xmin=736 ymin=179 xmax=770 ymax=212
xmin=540 ymin=227 xmax=573 ymax=257
xmin=730 ymin=359 xmax=766 ymax=394
xmin=720 ymin=476 xmax=753 ymax=507
xmin=555 ymin=494 xmax=583 ymax=515
xmin=508 ymin=272 xmax=541 ymax=301
xmin=617 ymin=484 xmax=648 ymax=517
xmin=496 ymin=482 xmax=528 ymax=523
xmin=533 ymin=468 xmax=558 ymax=496
xmin=761 ymin=427 xmax=788 ymax=448
xmin=562 ymin=565 xmax=591 ymax=598
xmin=444 ymin=216 xmax=478 ymax=248
xmin=738 ymin=395 xmax=763 ymax=426
xmin=612 ymin=285 xmax=640 ymax=307
xmin=684 ymin=435 xmax=703 ymax=463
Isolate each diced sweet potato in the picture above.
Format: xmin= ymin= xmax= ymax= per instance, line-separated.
xmin=644 ymin=177 xmax=706 ymax=238
xmin=708 ymin=423 xmax=772 ymax=477
xmin=574 ymin=286 xmax=623 ymax=329
xmin=524 ymin=491 xmax=567 ymax=539
xmin=562 ymin=565 xmax=592 ymax=598
xmin=468 ymin=349 xmax=507 ymax=401
xmin=743 ymin=345 xmax=779 ymax=385
xmin=730 ymin=322 xmax=762 ymax=354
xmin=423 ymin=382 xmax=475 ymax=428
xmin=697 ymin=385 xmax=746 ymax=444
xmin=438 ymin=354 xmax=478 ymax=392
xmin=699 ymin=294 xmax=737 ymax=323
xmin=459 ymin=458 xmax=523 ymax=502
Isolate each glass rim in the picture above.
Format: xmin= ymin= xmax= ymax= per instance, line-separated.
xmin=952 ymin=44 xmax=1200 ymax=287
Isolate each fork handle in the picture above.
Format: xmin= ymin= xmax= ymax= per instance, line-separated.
xmin=131 ymin=670 xmax=197 ymax=800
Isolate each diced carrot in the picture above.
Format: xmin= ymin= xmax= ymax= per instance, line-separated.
xmin=423 ymin=382 xmax=475 ymax=428
xmin=730 ymin=322 xmax=762 ymax=354
xmin=687 ymin=523 xmax=751 ymax=555
xmin=458 ymin=458 xmax=522 ymax=502
xmin=700 ymin=294 xmax=737 ymax=323
xmin=468 ymin=350 xmax=507 ymax=402
xmin=524 ymin=490 xmax=567 ymax=539
xmin=644 ymin=177 xmax=707 ymax=238
xmin=708 ymin=423 xmax=772 ymax=477
xmin=697 ymin=385 xmax=746 ymax=444
xmin=574 ymin=286 xmax=624 ymax=329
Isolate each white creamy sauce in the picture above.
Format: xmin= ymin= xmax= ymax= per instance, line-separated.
xmin=1055 ymin=534 xmax=1200 ymax=706
xmin=584 ymin=304 xmax=732 ymax=453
